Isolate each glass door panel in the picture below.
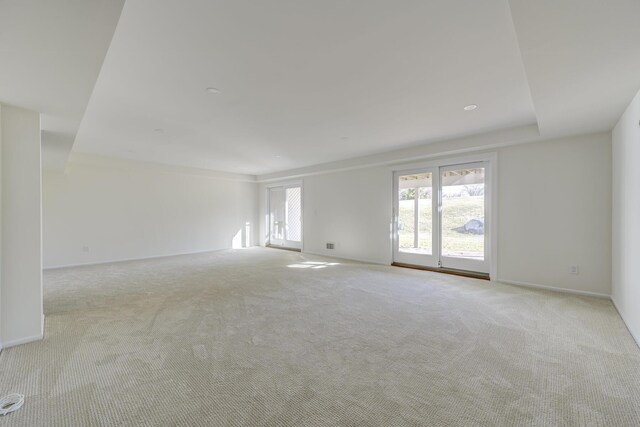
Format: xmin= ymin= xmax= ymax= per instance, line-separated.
xmin=418 ymin=185 xmax=434 ymax=254
xmin=268 ymin=187 xmax=286 ymax=246
xmin=393 ymin=169 xmax=438 ymax=267
xmin=268 ymin=185 xmax=302 ymax=249
xmin=439 ymin=163 xmax=489 ymax=273
xmin=285 ymin=187 xmax=302 ymax=244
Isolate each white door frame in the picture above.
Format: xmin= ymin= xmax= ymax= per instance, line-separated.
xmin=266 ymin=181 xmax=303 ymax=250
xmin=390 ymin=153 xmax=498 ymax=279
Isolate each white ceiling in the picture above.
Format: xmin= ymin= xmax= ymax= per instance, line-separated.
xmin=74 ymin=0 xmax=537 ymax=175
xmin=0 ymin=0 xmax=125 ymax=170
xmin=509 ymin=0 xmax=640 ymax=137
xmin=2 ymin=1 xmax=640 ymax=175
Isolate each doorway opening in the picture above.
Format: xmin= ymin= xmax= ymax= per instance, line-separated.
xmin=267 ymin=184 xmax=303 ymax=251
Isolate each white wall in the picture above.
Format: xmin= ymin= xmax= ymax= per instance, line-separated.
xmin=303 ymin=167 xmax=392 ymax=264
xmin=497 ymin=133 xmax=611 ymax=295
xmin=612 ymin=89 xmax=640 ymax=344
xmin=260 ymin=133 xmax=612 ymax=296
xmin=258 ymin=168 xmax=393 ymax=264
xmin=0 ymin=105 xmax=2 ymax=351
xmin=43 ymin=155 xmax=258 ymax=268
xmin=0 ymin=104 xmax=43 ymax=347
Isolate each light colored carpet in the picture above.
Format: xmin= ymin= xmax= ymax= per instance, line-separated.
xmin=1 ymin=248 xmax=639 ymax=426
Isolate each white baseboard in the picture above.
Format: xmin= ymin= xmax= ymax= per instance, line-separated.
xmin=43 ymin=247 xmax=242 ymax=270
xmin=611 ymin=298 xmax=640 ymax=349
xmin=496 ymin=278 xmax=611 ymax=299
xmin=2 ymin=332 xmax=44 ymax=349
xmin=301 ymin=250 xmax=389 ymax=266
xmin=0 ymin=316 xmax=46 ymax=351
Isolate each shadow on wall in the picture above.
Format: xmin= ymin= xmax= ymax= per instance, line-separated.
xmin=232 ymin=222 xmax=253 ymax=249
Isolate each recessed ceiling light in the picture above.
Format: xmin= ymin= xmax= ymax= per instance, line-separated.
xmin=464 ymin=104 xmax=478 ymax=111
xmin=273 ymin=155 xmax=282 ymax=158
xmin=206 ymin=87 xmax=221 ymax=94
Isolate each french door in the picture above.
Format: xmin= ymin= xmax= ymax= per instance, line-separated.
xmin=393 ymin=161 xmax=491 ymax=275
xmin=268 ymin=184 xmax=302 ymax=250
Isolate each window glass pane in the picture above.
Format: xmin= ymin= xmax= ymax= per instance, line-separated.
xmin=286 ymin=187 xmax=302 ymax=242
xmin=418 ymin=186 xmax=432 ymax=254
xmin=269 ymin=188 xmax=286 ymax=242
xmin=441 ymin=168 xmax=485 ymax=260
xmin=398 ymin=173 xmax=432 ymax=254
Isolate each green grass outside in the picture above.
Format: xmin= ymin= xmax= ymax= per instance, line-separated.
xmin=399 ymin=196 xmax=484 ymax=256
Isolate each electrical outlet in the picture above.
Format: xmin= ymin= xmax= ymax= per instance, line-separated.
xmin=326 ymin=242 xmax=335 ymax=250
xmin=82 ymin=246 xmax=90 ymax=252
xmin=569 ymin=264 xmax=579 ymax=275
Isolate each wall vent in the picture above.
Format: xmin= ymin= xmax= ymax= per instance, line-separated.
xmin=326 ymin=243 xmax=335 ymax=250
